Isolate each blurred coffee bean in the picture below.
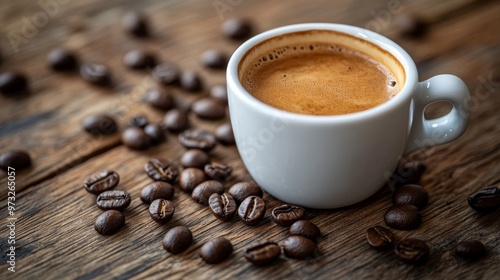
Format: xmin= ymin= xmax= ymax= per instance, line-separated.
xmin=47 ymin=48 xmax=78 ymax=71
xmin=0 ymin=71 xmax=28 ymax=94
xmin=215 ymin=123 xmax=235 ymax=145
xmin=394 ymin=14 xmax=427 ymax=38
xmin=123 ymin=49 xmax=156 ymax=69
xmin=180 ymin=71 xmax=203 ymax=92
xmin=455 ymin=240 xmax=486 ymax=260
xmin=123 ymin=11 xmax=149 ymax=37
xmin=140 ymin=181 xmax=175 ymax=204
xmin=181 ymin=149 xmax=210 ymax=169
xmin=366 ymin=226 xmax=394 ymax=250
xmin=204 ymin=162 xmax=232 ymax=182
xmin=144 ymin=123 xmax=166 ymax=144
xmin=82 ymin=114 xmax=118 ymax=136
xmin=392 ymin=184 xmax=429 ymax=210
xmin=192 ymin=98 xmax=226 ymax=120
xmin=122 ymin=127 xmax=151 ymax=150
xmin=222 ymin=18 xmax=252 ymax=40
xmin=178 ymin=129 xmax=217 ymax=151
xmin=145 ymin=88 xmax=174 ymax=110
xmin=80 ymin=63 xmax=110 ymax=86
xmin=201 ymin=49 xmax=227 ymax=69
xmin=384 ymin=204 xmax=422 ymax=230
xmin=394 ymin=238 xmax=430 ymax=264
xmin=209 ymin=84 xmax=228 ymax=104
xmin=152 ymin=62 xmax=180 ymax=85
xmin=128 ymin=114 xmax=149 ymax=128
xmin=468 ymin=186 xmax=500 ymax=213
xmin=163 ymin=109 xmax=189 ymax=132
xmin=0 ymin=150 xmax=32 ymax=171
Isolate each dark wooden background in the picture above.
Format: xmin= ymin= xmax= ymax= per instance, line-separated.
xmin=0 ymin=0 xmax=499 ymax=279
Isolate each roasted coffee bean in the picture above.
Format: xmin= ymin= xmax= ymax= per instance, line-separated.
xmin=394 ymin=238 xmax=430 ymax=264
xmin=209 ymin=193 xmax=237 ymax=221
xmin=178 ymin=129 xmax=217 ymax=151
xmin=191 ymin=98 xmax=226 ymax=120
xmin=384 ymin=204 xmax=422 ymax=230
xmin=468 ymin=186 xmax=500 ymax=212
xmin=144 ymin=123 xmax=166 ymax=144
xmin=163 ymin=109 xmax=189 ymax=132
xmin=201 ymin=49 xmax=227 ymax=69
xmin=204 ymin=162 xmax=232 ymax=182
xmin=209 ymin=84 xmax=228 ymax=104
xmin=180 ymin=71 xmax=202 ymax=92
xmin=145 ymin=88 xmax=174 ymax=110
xmin=222 ymin=18 xmax=252 ymax=40
xmin=123 ymin=49 xmax=156 ymax=69
xmin=149 ymin=199 xmax=175 ymax=224
xmin=200 ymin=237 xmax=233 ymax=264
xmin=228 ymin=182 xmax=263 ymax=205
xmin=181 ymin=149 xmax=210 ymax=168
xmin=392 ymin=184 xmax=429 ymax=210
xmin=192 ymin=180 xmax=224 ymax=206
xmin=179 ymin=168 xmax=207 ymax=193
xmin=0 ymin=71 xmax=28 ymax=94
xmin=80 ymin=63 xmax=111 ymax=85
xmin=290 ymin=220 xmax=321 ymax=241
xmin=122 ymin=127 xmax=151 ymax=150
xmin=152 ymin=62 xmax=180 ymax=86
xmin=84 ymin=170 xmax=119 ymax=194
xmin=244 ymin=240 xmax=281 ymax=265
xmin=82 ymin=114 xmax=118 ymax=135
xmin=366 ymin=226 xmax=394 ymax=250
xmin=0 ymin=150 xmax=32 ymax=171
xmin=215 ymin=123 xmax=235 ymax=145
xmin=129 ymin=114 xmax=149 ymax=128
xmin=282 ymin=236 xmax=318 ymax=260
xmin=394 ymin=14 xmax=427 ymax=38
xmin=94 ymin=210 xmax=125 ymax=235
xmin=271 ymin=204 xmax=305 ymax=227
xmin=140 ymin=181 xmax=175 ymax=204
xmin=123 ymin=11 xmax=149 ymax=37
xmin=238 ymin=196 xmax=266 ymax=226
xmin=47 ymin=48 xmax=78 ymax=71
xmin=144 ymin=158 xmax=178 ymax=182
xmin=162 ymin=226 xmax=193 ymax=254
xmin=96 ymin=190 xmax=131 ymax=211
xmin=455 ymin=240 xmax=486 ymax=260
xmin=388 ymin=161 xmax=427 ymax=189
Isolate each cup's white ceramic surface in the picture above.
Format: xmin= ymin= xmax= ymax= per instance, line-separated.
xmin=227 ymin=23 xmax=471 ymax=209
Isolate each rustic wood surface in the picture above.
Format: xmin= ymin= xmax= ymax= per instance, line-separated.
xmin=0 ymin=0 xmax=499 ymax=279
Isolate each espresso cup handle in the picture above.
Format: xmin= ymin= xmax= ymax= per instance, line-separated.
xmin=404 ymin=74 xmax=471 ymax=154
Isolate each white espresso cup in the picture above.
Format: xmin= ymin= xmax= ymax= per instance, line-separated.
xmin=227 ymin=23 xmax=471 ymax=209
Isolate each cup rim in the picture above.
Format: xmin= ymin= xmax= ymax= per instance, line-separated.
xmin=227 ymin=23 xmax=419 ymax=123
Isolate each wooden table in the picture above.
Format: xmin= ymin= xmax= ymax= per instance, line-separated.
xmin=1 ymin=0 xmax=499 ymax=279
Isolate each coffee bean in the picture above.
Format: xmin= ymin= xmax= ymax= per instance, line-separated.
xmin=388 ymin=161 xmax=427 ymax=189
xmin=282 ymin=236 xmax=318 ymax=260
xmin=122 ymin=127 xmax=151 ymax=150
xmin=129 ymin=114 xmax=149 ymax=128
xmin=204 ymin=162 xmax=232 ymax=182
xmin=209 ymin=84 xmax=227 ymax=104
xmin=228 ymin=182 xmax=263 ymax=205
xmin=84 ymin=170 xmax=119 ymax=194
xmin=394 ymin=238 xmax=430 ymax=264
xmin=366 ymin=226 xmax=394 ymax=250
xmin=47 ymin=48 xmax=78 ymax=71
xmin=244 ymin=240 xmax=281 ymax=265
xmin=80 ymin=63 xmax=111 ymax=86
xmin=149 ymin=199 xmax=175 ymax=224
xmin=179 ymin=168 xmax=207 ymax=193
xmin=180 ymin=71 xmax=202 ymax=92
xmin=271 ymin=204 xmax=305 ymax=227
xmin=209 ymin=193 xmax=237 ymax=221
xmin=0 ymin=150 xmax=32 ymax=171
xmin=123 ymin=11 xmax=149 ymax=37
xmin=144 ymin=123 xmax=166 ymax=144
xmin=238 ymin=196 xmax=266 ymax=226
xmin=384 ymin=204 xmax=421 ymax=230
xmin=0 ymin=71 xmax=28 ymax=94
xmin=192 ymin=180 xmax=224 ymax=206
xmin=152 ymin=62 xmax=180 ymax=86
xmin=201 ymin=49 xmax=227 ymax=69
xmin=163 ymin=109 xmax=189 ymax=132
xmin=145 ymin=88 xmax=174 ymax=110
xmin=144 ymin=158 xmax=178 ymax=182
xmin=140 ymin=181 xmax=175 ymax=204
xmin=162 ymin=226 xmax=193 ymax=254
xmin=290 ymin=220 xmax=321 ymax=241
xmin=394 ymin=14 xmax=427 ymax=38
xmin=392 ymin=184 xmax=429 ymax=210
xmin=178 ymin=129 xmax=217 ymax=151
xmin=123 ymin=49 xmax=156 ymax=69
xmin=200 ymin=237 xmax=233 ymax=264
xmin=455 ymin=240 xmax=486 ymax=260
xmin=181 ymin=149 xmax=210 ymax=168
xmin=215 ymin=123 xmax=235 ymax=145
xmin=94 ymin=210 xmax=125 ymax=235
xmin=468 ymin=186 xmax=500 ymax=213
xmin=82 ymin=114 xmax=118 ymax=135
xmin=96 ymin=190 xmax=131 ymax=211
xmin=222 ymin=18 xmax=252 ymax=40
xmin=192 ymin=98 xmax=226 ymax=120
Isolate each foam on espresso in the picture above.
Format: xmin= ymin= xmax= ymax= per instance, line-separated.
xmin=240 ymin=31 xmax=403 ymax=116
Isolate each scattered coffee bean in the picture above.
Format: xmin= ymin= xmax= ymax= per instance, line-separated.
xmin=122 ymin=127 xmax=151 ymax=150
xmin=394 ymin=238 xmax=430 ymax=264
xmin=152 ymin=62 xmax=180 ymax=86
xmin=181 ymin=149 xmax=210 ymax=168
xmin=467 ymin=186 xmax=500 ymax=213
xmin=94 ymin=210 xmax=125 ymax=235
xmin=128 ymin=114 xmax=149 ymax=128
xmin=0 ymin=71 xmax=28 ymax=94
xmin=178 ymin=129 xmax=217 ymax=151
xmin=192 ymin=180 xmax=224 ymax=206
xmin=366 ymin=226 xmax=394 ymax=250
xmin=0 ymin=150 xmax=32 ymax=171
xmin=180 ymin=71 xmax=202 ymax=92
xmin=123 ymin=49 xmax=156 ymax=69
xmin=47 ymin=48 xmax=78 ymax=71
xmin=80 ymin=63 xmax=110 ymax=85
xmin=201 ymin=49 xmax=227 ymax=69
xmin=215 ymin=123 xmax=235 ymax=145
xmin=455 ymin=240 xmax=486 ymax=260
xmin=192 ymin=98 xmax=226 ymax=120
xmin=384 ymin=204 xmax=422 ymax=230
xmin=209 ymin=193 xmax=237 ymax=221
xmin=271 ymin=204 xmax=305 ymax=227
xmin=222 ymin=18 xmax=252 ymax=40
xmin=144 ymin=158 xmax=178 ymax=182
xmin=392 ymin=184 xmax=429 ymax=210
xmin=149 ymin=199 xmax=175 ymax=224
xmin=394 ymin=14 xmax=427 ymax=38
xmin=290 ymin=220 xmax=321 ymax=241
xmin=200 ymin=237 xmax=233 ymax=264
xmin=145 ymin=88 xmax=174 ymax=110
xmin=228 ymin=182 xmax=263 ymax=205
xmin=82 ymin=114 xmax=118 ymax=135
xmin=162 ymin=226 xmax=193 ymax=254
xmin=84 ymin=170 xmax=119 ymax=194
xmin=238 ymin=196 xmax=266 ymax=226
xmin=282 ymin=236 xmax=318 ymax=260
xmin=96 ymin=190 xmax=131 ymax=211
xmin=209 ymin=84 xmax=227 ymax=104
xmin=244 ymin=240 xmax=281 ymax=266
xmin=389 ymin=161 xmax=427 ymax=189
xmin=144 ymin=123 xmax=166 ymax=144
xmin=204 ymin=162 xmax=232 ymax=181
xmin=179 ymin=168 xmax=207 ymax=193
xmin=123 ymin=11 xmax=149 ymax=37
xmin=163 ymin=109 xmax=189 ymax=132
xmin=140 ymin=181 xmax=175 ymax=204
